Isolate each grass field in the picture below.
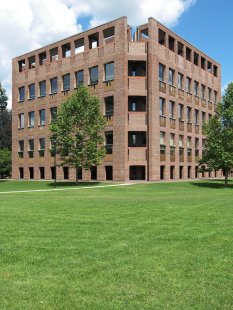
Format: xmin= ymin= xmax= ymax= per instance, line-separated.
xmin=0 ymin=180 xmax=232 ymax=309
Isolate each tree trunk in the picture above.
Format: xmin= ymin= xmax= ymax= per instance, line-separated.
xmin=75 ymin=167 xmax=78 ymax=186
xmin=224 ymin=170 xmax=228 ymax=187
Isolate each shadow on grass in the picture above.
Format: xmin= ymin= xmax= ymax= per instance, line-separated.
xmin=48 ymin=181 xmax=102 ymax=187
xmin=190 ymin=179 xmax=233 ymax=189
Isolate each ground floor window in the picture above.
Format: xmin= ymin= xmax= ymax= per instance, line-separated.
xmin=39 ymin=167 xmax=45 ymax=179
xmin=77 ymin=168 xmax=82 ymax=180
xmin=129 ymin=166 xmax=145 ymax=180
xmin=91 ymin=166 xmax=97 ymax=180
xmin=29 ymin=167 xmax=34 ymax=179
xmin=160 ymin=165 xmax=165 ymax=180
xmin=63 ymin=167 xmax=69 ymax=180
xmin=19 ymin=167 xmax=24 ymax=179
xmin=179 ymin=166 xmax=183 ymax=179
xmin=51 ymin=167 xmax=56 ymax=180
xmin=105 ymin=166 xmax=113 ymax=180
xmin=188 ymin=166 xmax=191 ymax=179
xmin=170 ymin=166 xmax=174 ymax=179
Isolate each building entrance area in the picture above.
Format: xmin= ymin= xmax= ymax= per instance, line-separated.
xmin=129 ymin=166 xmax=145 ymax=180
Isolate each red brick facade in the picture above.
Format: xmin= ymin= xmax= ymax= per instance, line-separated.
xmin=12 ymin=17 xmax=221 ymax=181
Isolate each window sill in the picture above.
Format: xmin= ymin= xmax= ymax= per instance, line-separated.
xmin=38 ymin=95 xmax=46 ymax=98
xmin=28 ymin=98 xmax=35 ymax=101
xmin=103 ymin=79 xmax=114 ymax=83
xmin=49 ymin=92 xmax=57 ymax=96
xmin=18 ymin=100 xmax=25 ymax=103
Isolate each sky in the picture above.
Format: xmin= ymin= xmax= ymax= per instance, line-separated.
xmin=0 ymin=0 xmax=232 ymax=108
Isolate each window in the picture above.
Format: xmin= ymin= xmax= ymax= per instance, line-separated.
xmin=179 ymin=135 xmax=183 ymax=147
xmin=19 ymin=167 xmax=24 ymax=179
xmin=186 ymin=47 xmax=192 ymax=61
xmin=105 ymin=97 xmax=114 ymax=116
xmin=18 ymin=140 xmax=24 ymax=158
xmin=75 ymin=38 xmax=84 ymax=54
xmin=158 ymin=29 xmax=166 ymax=45
xmin=28 ymin=111 xmax=35 ymax=128
xmin=168 ymin=36 xmax=175 ymax=51
xmin=18 ymin=59 xmax=25 ymax=72
xmin=159 ymin=98 xmax=165 ymax=116
xmin=195 ymin=138 xmax=199 ymax=149
xmin=39 ymin=138 xmax=45 ymax=157
xmin=39 ymin=109 xmax=45 ymax=126
xmin=39 ymin=52 xmax=46 ymax=65
xmin=214 ymin=91 xmax=218 ymax=104
xmin=63 ymin=74 xmax=70 ymax=91
xmin=187 ymin=136 xmax=192 ymax=148
xmin=178 ymin=73 xmax=183 ymax=89
xmin=105 ymin=131 xmax=113 ymax=154
xmin=39 ymin=81 xmax=46 ymax=97
xmin=75 ymin=70 xmax=84 ymax=87
xmin=159 ymin=63 xmax=165 ymax=81
xmin=208 ymin=88 xmax=212 ymax=101
xmin=89 ymin=66 xmax=98 ymax=85
xmin=29 ymin=84 xmax=35 ymax=99
xmin=170 ymin=133 xmax=175 ymax=146
xmin=213 ymin=65 xmax=218 ymax=77
xmin=28 ymin=139 xmax=34 ymax=158
xmin=28 ymin=56 xmax=36 ymax=69
xmin=187 ymin=106 xmax=192 ymax=122
xmin=89 ymin=33 xmax=99 ymax=49
xmin=186 ymin=77 xmax=191 ymax=93
xmin=62 ymin=43 xmax=71 ymax=58
xmin=29 ymin=167 xmax=34 ymax=179
xmin=178 ymin=104 xmax=183 ymax=120
xmin=194 ymin=52 xmax=199 ymax=66
xmin=160 ymin=132 xmax=165 ymax=145
xmin=194 ymin=109 xmax=199 ymax=125
xmin=39 ymin=167 xmax=45 ymax=179
xmin=202 ymin=112 xmax=206 ymax=124
xmin=50 ymin=107 xmax=57 ymax=123
xmin=177 ymin=42 xmax=184 ymax=56
xmin=19 ymin=113 xmax=24 ymax=129
xmin=201 ymin=57 xmax=206 ymax=70
xmin=169 ymin=101 xmax=175 ymax=119
xmin=201 ymin=84 xmax=205 ymax=99
xmin=50 ymin=47 xmax=58 ymax=61
xmin=50 ymin=77 xmax=58 ymax=94
xmin=169 ymin=69 xmax=174 ymax=85
xmin=19 ymin=87 xmax=25 ymax=102
xmin=104 ymin=62 xmax=114 ymax=81
xmin=207 ymin=61 xmax=212 ymax=73
xmin=194 ymin=81 xmax=199 ymax=96
xmin=103 ymin=27 xmax=115 ymax=41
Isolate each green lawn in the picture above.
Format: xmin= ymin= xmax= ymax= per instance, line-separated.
xmin=0 ymin=180 xmax=232 ymax=309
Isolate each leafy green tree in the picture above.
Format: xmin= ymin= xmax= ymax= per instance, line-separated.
xmin=50 ymin=86 xmax=106 ymax=183
xmin=0 ymin=82 xmax=11 ymax=150
xmin=0 ymin=148 xmax=11 ymax=179
xmin=199 ymin=82 xmax=233 ymax=186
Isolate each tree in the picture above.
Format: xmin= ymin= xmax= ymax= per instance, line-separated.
xmin=0 ymin=82 xmax=11 ymax=150
xmin=199 ymin=82 xmax=233 ymax=186
xmin=0 ymin=148 xmax=11 ymax=179
xmin=50 ymin=86 xmax=106 ymax=183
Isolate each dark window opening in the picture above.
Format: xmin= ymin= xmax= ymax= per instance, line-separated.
xmin=213 ymin=65 xmax=218 ymax=77
xmin=105 ymin=166 xmax=113 ymax=180
xmin=188 ymin=166 xmax=191 ymax=179
xmin=160 ymin=166 xmax=165 ymax=180
xmin=63 ymin=74 xmax=70 ymax=91
xmin=105 ymin=131 xmax=113 ymax=154
xmin=186 ymin=47 xmax=192 ymax=61
xmin=89 ymin=33 xmax=99 ymax=49
xmin=177 ymin=42 xmax=184 ymax=56
xmin=168 ymin=36 xmax=175 ymax=51
xmin=158 ymin=29 xmax=166 ymax=46
xmin=28 ymin=56 xmax=36 ymax=69
xmin=39 ymin=52 xmax=46 ymax=65
xmin=91 ymin=166 xmax=97 ymax=180
xmin=18 ymin=59 xmax=25 ymax=72
xmin=19 ymin=167 xmax=24 ymax=179
xmin=29 ymin=167 xmax=34 ymax=179
xmin=75 ymin=38 xmax=84 ymax=54
xmin=104 ymin=62 xmax=114 ymax=81
xmin=77 ymin=168 xmax=82 ymax=180
xmin=159 ymin=63 xmax=165 ymax=81
xmin=39 ymin=80 xmax=46 ymax=97
xmin=105 ymin=96 xmax=114 ymax=116
xmin=19 ymin=87 xmax=25 ymax=102
xmin=103 ymin=27 xmax=115 ymax=41
xmin=194 ymin=52 xmax=199 ymax=66
xmin=129 ymin=166 xmax=145 ymax=180
xmin=50 ymin=77 xmax=58 ymax=94
xmin=50 ymin=47 xmax=58 ymax=62
xmin=170 ymin=166 xmax=174 ymax=179
xmin=179 ymin=166 xmax=183 ymax=179
xmin=39 ymin=167 xmax=45 ymax=179
xmin=141 ymin=28 xmax=149 ymax=39
xmin=50 ymin=107 xmax=57 ymax=123
xmin=75 ymin=70 xmax=84 ymax=87
xmin=62 ymin=43 xmax=71 ymax=58
xmin=29 ymin=84 xmax=35 ymax=99
xmin=63 ymin=167 xmax=69 ymax=180
xmin=128 ymin=132 xmax=146 ymax=147
xmin=128 ymin=96 xmax=146 ymax=112
xmin=207 ymin=61 xmax=212 ymax=73
xmin=195 ymin=166 xmax=198 ymax=178
xmin=51 ymin=167 xmax=56 ymax=180
xmin=128 ymin=61 xmax=146 ymax=77
xmin=89 ymin=66 xmax=98 ymax=85
xmin=39 ymin=109 xmax=45 ymax=126
xmin=201 ymin=57 xmax=206 ymax=70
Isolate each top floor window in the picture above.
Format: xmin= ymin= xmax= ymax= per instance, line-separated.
xmin=104 ymin=62 xmax=114 ymax=81
xmin=62 ymin=43 xmax=71 ymax=58
xmin=159 ymin=63 xmax=165 ymax=81
xmin=89 ymin=33 xmax=99 ymax=49
xmin=103 ymin=27 xmax=115 ymax=42
xmin=75 ymin=38 xmax=84 ymax=54
xmin=29 ymin=84 xmax=35 ymax=99
xmin=28 ymin=56 xmax=36 ymax=69
xmin=39 ymin=52 xmax=46 ymax=65
xmin=18 ymin=59 xmax=25 ymax=72
xmin=50 ymin=47 xmax=58 ymax=62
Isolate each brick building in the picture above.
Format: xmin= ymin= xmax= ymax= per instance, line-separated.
xmin=12 ymin=17 xmax=221 ymax=181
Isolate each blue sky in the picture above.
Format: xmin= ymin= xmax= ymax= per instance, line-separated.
xmin=172 ymin=0 xmax=233 ymax=91
xmin=0 ymin=0 xmax=232 ymax=106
